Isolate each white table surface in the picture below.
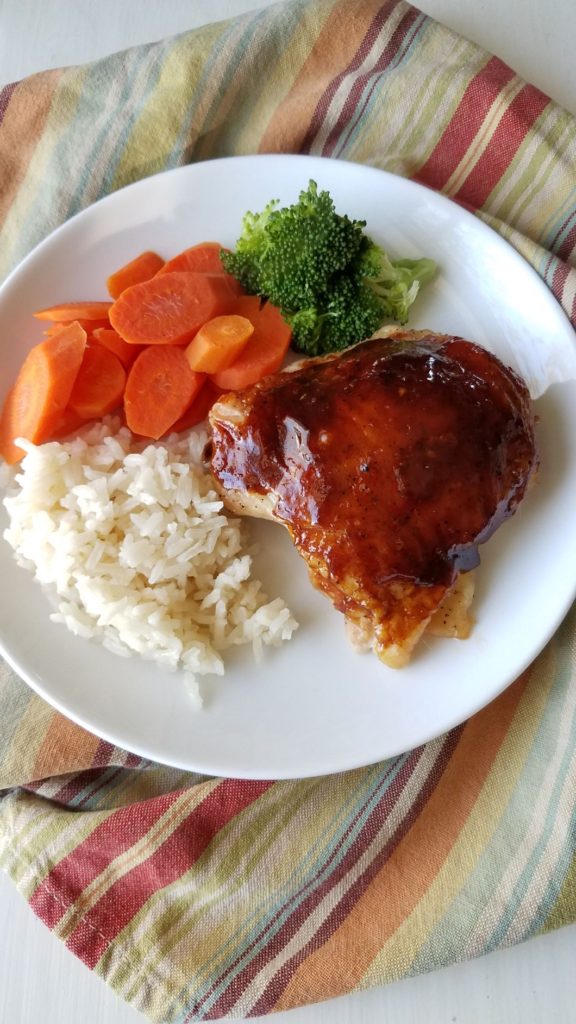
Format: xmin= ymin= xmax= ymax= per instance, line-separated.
xmin=1 ymin=1 xmax=576 ymax=1022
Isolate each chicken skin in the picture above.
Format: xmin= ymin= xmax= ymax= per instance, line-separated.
xmin=208 ymin=329 xmax=538 ymax=667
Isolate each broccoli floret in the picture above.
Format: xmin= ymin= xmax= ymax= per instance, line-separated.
xmin=286 ymin=276 xmax=383 ymax=356
xmin=221 ymin=180 xmax=435 ymax=356
xmin=222 ymin=198 xmax=278 ymax=295
xmin=362 ymin=243 xmax=437 ymax=325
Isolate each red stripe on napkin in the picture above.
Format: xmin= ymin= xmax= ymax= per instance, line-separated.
xmin=453 ymin=83 xmax=550 ymax=207
xmin=0 ymin=82 xmax=18 ymax=127
xmin=557 ymin=223 xmax=576 ymax=263
xmin=415 ymin=56 xmax=516 ymax=191
xmin=191 ymin=737 xmax=458 ymax=1020
xmin=314 ymin=3 xmax=423 ymax=156
xmin=65 ymin=779 xmax=273 ymax=969
xmin=29 ymin=787 xmax=188 ymax=929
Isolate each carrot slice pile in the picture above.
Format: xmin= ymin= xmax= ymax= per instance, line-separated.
xmin=157 ymin=244 xmax=243 ymax=298
xmin=0 ymin=321 xmax=87 ymax=463
xmin=33 ymin=301 xmax=112 ymax=322
xmin=124 ymin=346 xmax=206 ymax=439
xmin=106 ymin=250 xmax=165 ymax=299
xmin=92 ymin=327 xmax=143 ymax=368
xmin=229 ymin=294 xmax=262 ymax=321
xmin=109 ymin=272 xmax=235 ymax=346
xmin=211 ymin=301 xmax=292 ymax=391
xmin=43 ymin=318 xmax=110 ymax=336
xmin=185 ymin=315 xmax=254 ymax=374
xmin=1 ymin=239 xmax=296 ymax=454
xmin=51 ymin=406 xmax=90 ymax=440
xmin=68 ymin=345 xmax=126 ymax=419
xmin=168 ymin=381 xmax=221 ymax=433
xmin=157 ymin=242 xmax=228 ymax=276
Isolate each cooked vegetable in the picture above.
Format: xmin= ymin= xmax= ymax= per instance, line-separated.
xmin=0 ymin=321 xmax=87 ymax=463
xmin=109 ymin=271 xmax=235 ymax=346
xmin=124 ymin=345 xmax=205 ymax=438
xmin=68 ymin=345 xmax=126 ymax=419
xmin=157 ymin=244 xmax=244 ymax=301
xmin=92 ymin=327 xmax=143 ymax=368
xmin=210 ymin=301 xmax=292 ymax=391
xmin=185 ymin=314 xmax=254 ymax=374
xmin=221 ymin=180 xmax=436 ymax=356
xmin=157 ymin=242 xmax=229 ymax=276
xmin=106 ymin=250 xmax=165 ymax=299
xmin=169 ymin=381 xmax=221 ymax=433
xmin=33 ymin=301 xmax=112 ymax=322
xmin=229 ymin=294 xmax=262 ymax=321
xmin=51 ymin=406 xmax=89 ymax=439
xmin=2 ymin=231 xmax=327 ymax=455
xmin=43 ymin=318 xmax=110 ymax=336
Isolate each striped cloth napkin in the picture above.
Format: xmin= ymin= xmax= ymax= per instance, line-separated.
xmin=1 ymin=0 xmax=576 ymax=1020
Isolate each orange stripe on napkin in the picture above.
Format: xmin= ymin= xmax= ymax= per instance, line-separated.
xmin=0 ymin=70 xmax=63 ymax=233
xmin=273 ymin=670 xmax=530 ymax=1010
xmin=259 ymin=0 xmax=385 ymax=152
xmin=31 ymin=713 xmax=102 ymax=783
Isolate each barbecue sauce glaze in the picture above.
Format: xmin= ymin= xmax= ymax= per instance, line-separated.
xmin=210 ymin=334 xmax=538 ymax=660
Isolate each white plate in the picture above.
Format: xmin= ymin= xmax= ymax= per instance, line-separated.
xmin=1 ymin=154 xmax=576 ymax=780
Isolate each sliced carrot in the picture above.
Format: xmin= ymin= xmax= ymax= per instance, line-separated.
xmin=216 ymin=273 xmax=245 ymax=300
xmin=109 ymin=272 xmax=235 ymax=346
xmin=0 ymin=388 xmax=21 ymax=463
xmin=33 ymin=301 xmax=112 ymax=322
xmin=124 ymin=346 xmax=205 ymax=439
xmin=157 ymin=243 xmax=228 ymax=276
xmin=51 ymin=406 xmax=89 ymax=439
xmin=166 ymin=381 xmax=221 ymax=434
xmin=210 ymin=301 xmax=292 ymax=391
xmin=184 ymin=315 xmax=254 ymax=374
xmin=91 ymin=327 xmax=144 ymax=368
xmin=228 ymin=294 xmax=262 ymax=320
xmin=68 ymin=345 xmax=126 ymax=419
xmin=43 ymin=324 xmax=68 ymax=337
xmin=157 ymin=244 xmax=244 ymax=297
xmin=0 ymin=322 xmax=87 ymax=463
xmin=106 ymin=250 xmax=165 ymax=300
xmin=43 ymin=318 xmax=110 ymax=337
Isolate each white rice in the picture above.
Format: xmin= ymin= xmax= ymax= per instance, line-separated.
xmin=1 ymin=417 xmax=298 ymax=703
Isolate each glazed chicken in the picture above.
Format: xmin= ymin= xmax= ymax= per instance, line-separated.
xmin=208 ymin=329 xmax=538 ymax=667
